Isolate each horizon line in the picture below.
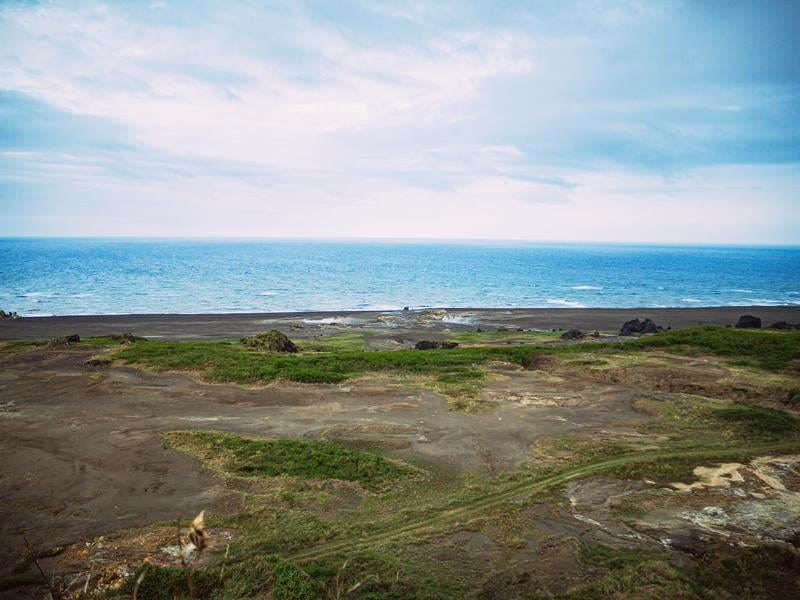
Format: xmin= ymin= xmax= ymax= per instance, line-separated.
xmin=1 ymin=235 xmax=799 ymax=249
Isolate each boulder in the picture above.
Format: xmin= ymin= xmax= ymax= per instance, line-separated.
xmin=0 ymin=310 xmax=19 ymax=320
xmin=591 ymin=331 xmax=600 ymax=338
xmin=241 ymin=330 xmax=298 ymax=353
xmin=768 ymin=321 xmax=791 ymax=330
xmin=108 ymin=332 xmax=139 ymax=343
xmin=620 ymin=318 xmax=661 ymax=336
xmin=414 ymin=340 xmax=459 ymax=350
xmin=735 ymin=315 xmax=761 ymax=329
xmin=560 ymin=329 xmax=585 ymax=340
xmin=47 ymin=334 xmax=80 ymax=348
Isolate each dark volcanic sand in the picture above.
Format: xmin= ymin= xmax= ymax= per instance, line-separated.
xmin=1 ymin=306 xmax=799 ymax=341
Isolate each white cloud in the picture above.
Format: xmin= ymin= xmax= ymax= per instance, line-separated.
xmin=0 ymin=1 xmax=798 ymax=242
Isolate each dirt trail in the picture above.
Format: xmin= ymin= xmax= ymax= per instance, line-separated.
xmin=285 ymin=442 xmax=797 ymax=563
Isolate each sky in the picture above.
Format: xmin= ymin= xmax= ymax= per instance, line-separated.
xmin=0 ymin=0 xmax=799 ymax=243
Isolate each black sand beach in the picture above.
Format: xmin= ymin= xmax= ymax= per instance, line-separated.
xmin=1 ymin=306 xmax=799 ymax=340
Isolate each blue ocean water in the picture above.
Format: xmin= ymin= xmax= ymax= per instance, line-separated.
xmin=0 ymin=239 xmax=798 ymax=316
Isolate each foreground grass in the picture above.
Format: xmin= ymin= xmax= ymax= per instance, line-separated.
xmin=164 ymin=430 xmax=412 ymax=491
xmin=607 ymin=325 xmax=800 ymax=372
xmin=447 ymin=329 xmax=561 ymax=345
xmin=549 ymin=542 xmax=800 ymax=600
xmin=117 ymin=340 xmax=538 ymax=385
xmin=115 ymin=326 xmax=800 ymax=385
xmin=297 ymin=332 xmax=367 ymax=352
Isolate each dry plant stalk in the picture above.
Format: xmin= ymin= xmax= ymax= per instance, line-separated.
xmin=23 ymin=535 xmax=58 ymax=600
xmin=184 ymin=510 xmax=210 ymax=600
xmin=132 ymin=561 xmax=150 ymax=600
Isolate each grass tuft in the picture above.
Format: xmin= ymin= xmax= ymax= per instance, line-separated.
xmin=164 ymin=430 xmax=412 ymax=491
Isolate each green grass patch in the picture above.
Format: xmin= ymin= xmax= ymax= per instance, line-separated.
xmin=117 ymin=340 xmax=539 ymax=386
xmin=448 ymin=329 xmax=560 ymax=344
xmin=163 ymin=430 xmax=412 ymax=491
xmin=121 ymin=556 xmax=321 ymax=600
xmin=0 ymin=339 xmax=47 ymax=354
xmin=612 ymin=326 xmax=800 ymax=372
xmin=298 ymin=333 xmax=367 ymax=352
xmin=712 ymin=402 xmax=799 ymax=438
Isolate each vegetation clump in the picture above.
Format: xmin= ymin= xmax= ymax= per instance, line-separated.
xmin=614 ymin=326 xmax=800 ymax=372
xmin=123 ymin=556 xmax=321 ymax=600
xmin=118 ymin=341 xmax=539 ymax=386
xmin=241 ymin=330 xmax=298 ymax=353
xmin=164 ymin=430 xmax=411 ymax=490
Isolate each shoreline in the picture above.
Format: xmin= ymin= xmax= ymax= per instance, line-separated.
xmin=2 ymin=305 xmax=798 ymax=341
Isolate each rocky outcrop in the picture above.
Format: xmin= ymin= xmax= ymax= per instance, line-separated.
xmin=241 ymin=330 xmax=298 ymax=353
xmin=620 ymin=318 xmax=661 ymax=336
xmin=108 ymin=332 xmax=139 ymax=343
xmin=47 ymin=334 xmax=80 ymax=348
xmin=414 ymin=340 xmax=459 ymax=350
xmin=735 ymin=315 xmax=761 ymax=329
xmin=0 ymin=310 xmax=19 ymax=319
xmin=768 ymin=321 xmax=793 ymax=330
xmin=560 ymin=329 xmax=585 ymax=340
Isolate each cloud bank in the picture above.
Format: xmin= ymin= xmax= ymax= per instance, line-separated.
xmin=1 ymin=0 xmax=798 ymax=242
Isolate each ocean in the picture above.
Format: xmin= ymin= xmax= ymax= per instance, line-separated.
xmin=1 ymin=238 xmax=798 ymax=316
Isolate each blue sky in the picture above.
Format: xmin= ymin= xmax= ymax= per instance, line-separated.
xmin=1 ymin=0 xmax=799 ymax=242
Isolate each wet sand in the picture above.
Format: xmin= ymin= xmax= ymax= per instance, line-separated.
xmin=1 ymin=306 xmax=799 ymax=341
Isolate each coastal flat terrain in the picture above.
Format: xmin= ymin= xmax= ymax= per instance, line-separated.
xmin=2 ymin=305 xmax=800 ymax=341
xmin=1 ymin=307 xmax=799 ymax=598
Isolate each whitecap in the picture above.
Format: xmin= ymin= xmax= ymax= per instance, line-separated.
xmin=546 ymin=299 xmax=586 ymax=308
xmin=682 ymin=298 xmax=702 ymax=303
xmin=571 ymin=285 xmax=603 ymax=291
xmin=259 ymin=290 xmax=278 ymax=296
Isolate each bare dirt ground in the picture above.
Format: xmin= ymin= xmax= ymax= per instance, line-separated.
xmin=0 ymin=346 xmax=648 ymax=573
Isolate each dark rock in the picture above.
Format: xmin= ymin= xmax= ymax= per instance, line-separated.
xmin=108 ymin=332 xmax=138 ymax=343
xmin=560 ymin=329 xmax=585 ymax=340
xmin=414 ymin=340 xmax=439 ymax=350
xmin=47 ymin=334 xmax=80 ymax=348
xmin=414 ymin=340 xmax=458 ymax=350
xmin=768 ymin=321 xmax=791 ymax=330
xmin=735 ymin=315 xmax=761 ymax=329
xmin=591 ymin=331 xmax=600 ymax=338
xmin=496 ymin=327 xmax=508 ymax=332
xmin=620 ymin=318 xmax=661 ymax=336
xmin=476 ymin=328 xmax=483 ymax=333
xmin=402 ymin=306 xmax=410 ymax=311
xmin=0 ymin=310 xmax=19 ymax=320
xmin=241 ymin=330 xmax=298 ymax=353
